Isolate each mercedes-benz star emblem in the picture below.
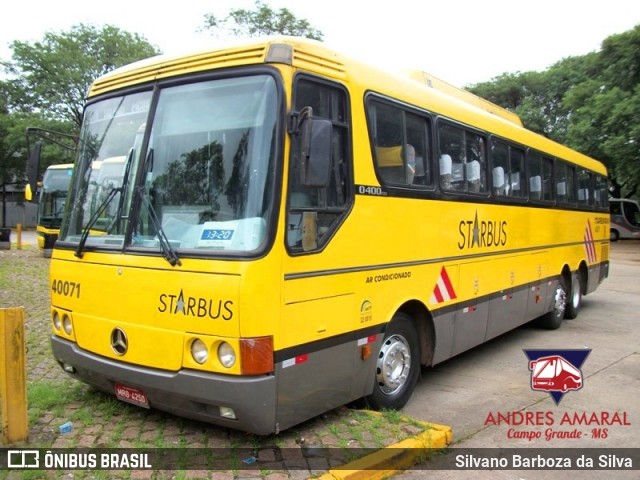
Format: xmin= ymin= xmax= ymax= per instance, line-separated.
xmin=110 ymin=328 xmax=128 ymax=355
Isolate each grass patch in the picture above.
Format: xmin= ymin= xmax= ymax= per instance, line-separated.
xmin=28 ymin=380 xmax=84 ymax=422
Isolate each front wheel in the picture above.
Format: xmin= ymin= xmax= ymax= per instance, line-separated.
xmin=364 ymin=313 xmax=420 ymax=410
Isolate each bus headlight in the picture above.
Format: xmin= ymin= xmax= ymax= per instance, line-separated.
xmin=191 ymin=339 xmax=209 ymax=364
xmin=52 ymin=311 xmax=62 ymax=331
xmin=62 ymin=314 xmax=73 ymax=335
xmin=218 ymin=342 xmax=236 ymax=368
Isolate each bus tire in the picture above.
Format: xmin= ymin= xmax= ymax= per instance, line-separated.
xmin=610 ymin=229 xmax=619 ymax=242
xmin=564 ymin=273 xmax=582 ymax=320
xmin=364 ymin=313 xmax=420 ymax=410
xmin=537 ymin=279 xmax=567 ymax=330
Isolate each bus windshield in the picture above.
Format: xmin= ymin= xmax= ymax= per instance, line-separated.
xmin=39 ymin=166 xmax=72 ymax=229
xmin=60 ymin=74 xmax=279 ymax=255
xmin=621 ymin=200 xmax=640 ymax=226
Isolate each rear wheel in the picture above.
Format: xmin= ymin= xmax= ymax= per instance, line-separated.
xmin=564 ymin=273 xmax=582 ymax=319
xmin=537 ymin=278 xmax=567 ymax=330
xmin=364 ymin=313 xmax=420 ymax=410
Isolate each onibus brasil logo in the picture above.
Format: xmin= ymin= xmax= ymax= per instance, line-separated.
xmin=523 ymin=349 xmax=591 ymax=405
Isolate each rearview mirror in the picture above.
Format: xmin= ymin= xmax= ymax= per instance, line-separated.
xmin=26 ymin=141 xmax=42 ymax=202
xmin=300 ymin=118 xmax=332 ymax=187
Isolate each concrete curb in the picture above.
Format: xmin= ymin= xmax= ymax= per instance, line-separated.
xmin=314 ymin=415 xmax=453 ymax=480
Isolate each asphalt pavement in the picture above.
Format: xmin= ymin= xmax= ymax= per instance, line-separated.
xmin=394 ymin=240 xmax=640 ymax=478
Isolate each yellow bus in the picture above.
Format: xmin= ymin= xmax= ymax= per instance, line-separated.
xmin=36 ymin=163 xmax=73 ymax=257
xmin=45 ymin=37 xmax=609 ymax=434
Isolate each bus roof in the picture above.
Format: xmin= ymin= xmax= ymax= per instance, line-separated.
xmin=89 ymin=36 xmax=606 ymax=176
xmin=45 ymin=163 xmax=74 ymax=171
xmin=404 ymin=70 xmax=524 ymax=127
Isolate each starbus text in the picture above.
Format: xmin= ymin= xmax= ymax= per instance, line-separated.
xmin=458 ymin=215 xmax=508 ymax=249
xmin=158 ymin=291 xmax=234 ymax=320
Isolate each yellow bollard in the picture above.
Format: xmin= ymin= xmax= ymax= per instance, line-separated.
xmin=0 ymin=307 xmax=28 ymax=444
xmin=16 ymin=223 xmax=22 ymax=250
xmin=16 ymin=224 xmax=22 ymax=250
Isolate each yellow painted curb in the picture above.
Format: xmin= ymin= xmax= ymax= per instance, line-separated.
xmin=313 ymin=414 xmax=453 ymax=480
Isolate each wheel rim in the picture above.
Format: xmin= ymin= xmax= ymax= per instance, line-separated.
xmin=553 ymin=284 xmax=567 ymax=319
xmin=376 ymin=334 xmax=411 ymax=396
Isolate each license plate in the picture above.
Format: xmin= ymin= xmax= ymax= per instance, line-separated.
xmin=115 ymin=383 xmax=149 ymax=408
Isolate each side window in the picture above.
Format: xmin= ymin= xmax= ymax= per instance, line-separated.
xmin=287 ymin=77 xmax=351 ymax=252
xmin=438 ymin=123 xmax=487 ymax=194
xmin=542 ymin=156 xmax=555 ymax=202
xmin=556 ymin=160 xmax=576 ymax=205
xmin=578 ymin=169 xmax=593 ymax=207
xmin=510 ymin=146 xmax=525 ymax=199
xmin=566 ymin=164 xmax=576 ymax=205
xmin=594 ymin=175 xmax=608 ymax=210
xmin=491 ymin=139 xmax=525 ymax=199
xmin=527 ymin=150 xmax=554 ymax=202
xmin=556 ymin=161 xmax=567 ymax=203
xmin=406 ymin=112 xmax=432 ymax=186
xmin=610 ymin=201 xmax=622 ymax=216
xmin=490 ymin=139 xmax=508 ymax=196
xmin=368 ymin=99 xmax=432 ymax=187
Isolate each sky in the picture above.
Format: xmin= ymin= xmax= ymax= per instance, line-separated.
xmin=1 ymin=0 xmax=639 ymax=87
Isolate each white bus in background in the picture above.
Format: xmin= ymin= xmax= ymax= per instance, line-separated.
xmin=609 ymin=198 xmax=640 ymax=241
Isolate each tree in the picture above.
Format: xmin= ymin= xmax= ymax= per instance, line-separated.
xmin=467 ymin=26 xmax=640 ymax=198
xmin=468 ymin=54 xmax=598 ymax=144
xmin=0 ymin=23 xmax=160 ymax=202
xmin=0 ymin=84 xmax=74 ymax=226
xmin=202 ymin=1 xmax=323 ymax=41
xmin=564 ymin=26 xmax=640 ymax=198
xmin=2 ymin=24 xmax=160 ymax=130
xmin=0 ymin=110 xmax=73 ymax=185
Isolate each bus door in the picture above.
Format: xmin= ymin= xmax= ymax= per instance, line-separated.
xmin=278 ymin=75 xmax=357 ymax=431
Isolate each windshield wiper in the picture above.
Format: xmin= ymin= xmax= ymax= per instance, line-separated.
xmin=111 ymin=146 xmax=135 ymax=233
xmin=75 ymin=145 xmax=136 ymax=258
xmin=74 ymin=186 xmax=121 ymax=258
xmin=136 ymin=148 xmax=181 ymax=267
xmin=145 ymin=198 xmax=181 ymax=267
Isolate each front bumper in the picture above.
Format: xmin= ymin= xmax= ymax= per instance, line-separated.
xmin=51 ymin=335 xmax=278 ymax=434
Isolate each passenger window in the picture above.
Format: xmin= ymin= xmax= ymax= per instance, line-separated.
xmin=510 ymin=147 xmax=525 ymax=198
xmin=594 ymin=175 xmax=608 ymax=210
xmin=491 ymin=139 xmax=524 ymax=198
xmin=491 ymin=140 xmax=508 ymax=196
xmin=542 ymin=156 xmax=554 ymax=202
xmin=368 ymin=99 xmax=432 ymax=187
xmin=527 ymin=151 xmax=554 ymax=202
xmin=556 ymin=161 xmax=576 ymax=205
xmin=438 ymin=123 xmax=487 ymax=194
xmin=406 ymin=112 xmax=432 ymax=186
xmin=578 ymin=169 xmax=593 ymax=206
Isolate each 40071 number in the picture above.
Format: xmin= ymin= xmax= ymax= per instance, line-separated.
xmin=51 ymin=279 xmax=81 ymax=299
